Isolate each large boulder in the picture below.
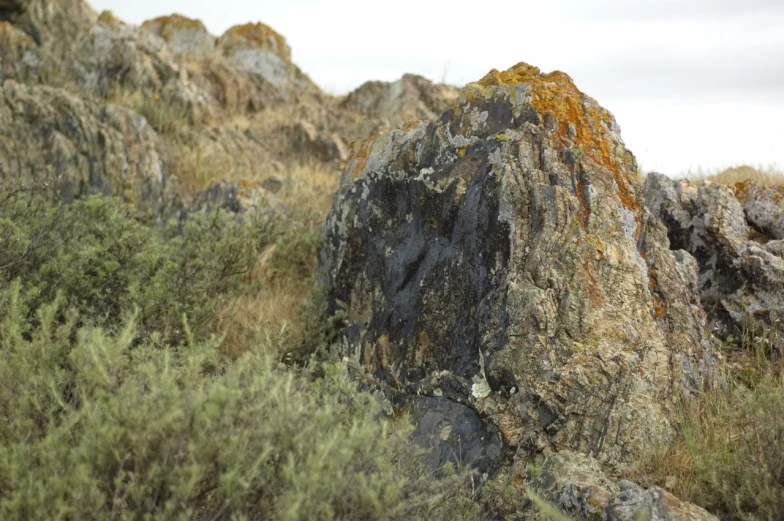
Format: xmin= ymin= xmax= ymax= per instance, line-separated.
xmin=645 ymin=173 xmax=784 ymax=347
xmin=0 ymin=80 xmax=178 ymax=216
xmin=319 ymin=63 xmax=715 ymax=470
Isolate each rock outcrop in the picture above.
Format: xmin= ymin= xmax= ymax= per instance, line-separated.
xmin=511 ymin=451 xmax=718 ymax=520
xmin=141 ymin=14 xmax=215 ymax=56
xmin=340 ymin=73 xmax=459 ymax=129
xmin=645 ymin=173 xmax=784 ymax=348
xmin=319 ymin=63 xmax=715 ymax=472
xmin=0 ymin=80 xmax=177 ymax=215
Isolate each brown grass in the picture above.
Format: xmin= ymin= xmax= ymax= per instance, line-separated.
xmin=205 ymin=158 xmax=339 ymax=358
xmin=209 ymin=246 xmax=313 ymax=359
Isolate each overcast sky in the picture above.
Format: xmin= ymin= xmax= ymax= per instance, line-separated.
xmin=90 ymin=0 xmax=783 ymax=176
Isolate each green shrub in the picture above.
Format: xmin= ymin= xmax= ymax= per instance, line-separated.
xmin=680 ymin=369 xmax=784 ymax=521
xmin=0 ymin=282 xmax=479 ymax=520
xmin=0 ymin=177 xmax=483 ymax=520
xmin=0 ymin=182 xmax=278 ymax=344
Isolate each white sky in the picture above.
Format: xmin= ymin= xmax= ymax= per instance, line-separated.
xmin=90 ymin=0 xmax=783 ymax=176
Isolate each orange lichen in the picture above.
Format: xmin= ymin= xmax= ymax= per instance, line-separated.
xmin=733 ymin=179 xmax=784 ymax=204
xmin=219 ymin=22 xmax=290 ymax=60
xmin=473 ymin=63 xmax=641 ymax=234
xmin=346 ymin=131 xmax=383 ymax=180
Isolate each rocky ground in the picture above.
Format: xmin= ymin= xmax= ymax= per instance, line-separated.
xmin=2 ymin=1 xmax=782 ymax=520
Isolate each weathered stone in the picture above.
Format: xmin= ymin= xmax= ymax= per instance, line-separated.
xmin=73 ymin=10 xmax=189 ymax=100
xmin=410 ymin=396 xmax=503 ymax=477
xmin=0 ymin=20 xmax=38 ymax=82
xmin=645 ymin=173 xmax=784 ymax=347
xmin=528 ymin=451 xmax=618 ymax=520
xmin=186 ymin=179 xmax=281 ymax=216
xmin=605 ymin=481 xmax=718 ymax=521
xmin=521 ymin=451 xmax=718 ymax=521
xmin=0 ymin=80 xmax=177 ymax=216
xmin=320 ymin=63 xmax=715 ymax=470
xmin=734 ymin=180 xmax=784 ymax=240
xmin=0 ymin=0 xmax=96 ymax=49
xmin=141 ymin=14 xmax=215 ymax=56
xmin=216 ymin=22 xmax=318 ymax=101
xmin=340 ymin=73 xmax=459 ymax=127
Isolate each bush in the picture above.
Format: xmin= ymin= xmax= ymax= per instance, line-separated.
xmin=0 ymin=182 xmax=278 ymax=344
xmin=0 ymin=283 xmax=412 ymax=520
xmin=0 ymin=178 xmax=482 ymax=520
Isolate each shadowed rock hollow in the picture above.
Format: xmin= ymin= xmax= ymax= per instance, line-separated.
xmin=320 ymin=63 xmax=716 ymax=471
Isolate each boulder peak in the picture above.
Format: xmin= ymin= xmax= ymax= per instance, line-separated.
xmin=320 ymin=62 xmax=716 ymax=470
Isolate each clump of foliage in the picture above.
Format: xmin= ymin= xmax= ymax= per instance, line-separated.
xmin=0 ymin=282 xmax=428 ymax=520
xmin=0 ymin=179 xmax=278 ymax=344
xmin=0 ymin=178 xmax=482 ymax=520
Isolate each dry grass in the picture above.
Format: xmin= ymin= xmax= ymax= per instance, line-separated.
xmin=206 ymin=158 xmax=338 ymax=358
xmin=634 ymin=326 xmax=784 ymax=520
xmin=209 ymin=246 xmax=313 ymax=359
xmin=685 ymin=164 xmax=784 ymax=186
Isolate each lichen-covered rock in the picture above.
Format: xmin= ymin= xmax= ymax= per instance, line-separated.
xmin=605 ymin=481 xmax=718 ymax=521
xmin=217 ymin=22 xmax=318 ymax=101
xmin=186 ymin=179 xmax=282 ymax=216
xmin=527 ymin=451 xmax=618 ymax=520
xmin=0 ymin=19 xmax=40 ymax=83
xmin=340 ymin=73 xmax=459 ymax=127
xmin=141 ymin=14 xmax=215 ymax=56
xmin=645 ymin=173 xmax=784 ymax=346
xmin=0 ymin=80 xmax=177 ymax=216
xmin=74 ymin=11 xmax=181 ymax=96
xmin=320 ymin=63 xmax=715 ymax=470
xmin=519 ymin=451 xmax=718 ymax=521
xmin=734 ymin=180 xmax=784 ymax=240
xmin=0 ymin=0 xmax=96 ymax=50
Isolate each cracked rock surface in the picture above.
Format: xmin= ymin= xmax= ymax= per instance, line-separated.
xmin=319 ymin=63 xmax=716 ymax=473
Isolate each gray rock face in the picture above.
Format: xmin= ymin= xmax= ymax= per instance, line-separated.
xmin=319 ymin=63 xmax=715 ymax=470
xmin=0 ymin=80 xmax=177 ymax=216
xmin=521 ymin=451 xmax=718 ymax=521
xmin=644 ymin=173 xmax=784 ymax=347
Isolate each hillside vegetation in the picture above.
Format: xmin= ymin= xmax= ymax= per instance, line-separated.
xmin=1 ymin=1 xmax=783 ymax=520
